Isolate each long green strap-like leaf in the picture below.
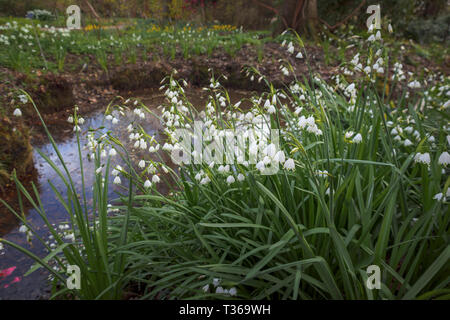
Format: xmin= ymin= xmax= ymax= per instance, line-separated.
xmin=403 ymin=246 xmax=450 ymax=300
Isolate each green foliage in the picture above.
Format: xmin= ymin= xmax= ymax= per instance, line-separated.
xmin=27 ymin=9 xmax=55 ymax=21
xmin=406 ymin=14 xmax=450 ymax=44
xmin=0 ymin=20 xmax=269 ymax=73
xmin=113 ymin=74 xmax=449 ymax=299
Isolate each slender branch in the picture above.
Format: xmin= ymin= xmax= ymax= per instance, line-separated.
xmin=251 ymin=0 xmax=289 ymax=29
xmin=84 ymin=0 xmax=100 ymax=20
xmin=320 ymin=0 xmax=367 ymax=30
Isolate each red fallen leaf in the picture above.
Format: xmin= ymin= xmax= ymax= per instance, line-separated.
xmin=0 ymin=266 xmax=16 ymax=279
xmin=11 ymin=277 xmax=21 ymax=284
xmin=4 ymin=277 xmax=21 ymax=288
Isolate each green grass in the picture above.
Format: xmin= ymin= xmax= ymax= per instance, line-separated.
xmin=0 ymin=18 xmax=274 ymax=74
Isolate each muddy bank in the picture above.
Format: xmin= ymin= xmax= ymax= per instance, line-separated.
xmin=108 ymin=44 xmax=332 ymax=90
xmin=0 ymin=44 xmax=297 ymax=143
xmin=0 ymin=116 xmax=35 ymax=191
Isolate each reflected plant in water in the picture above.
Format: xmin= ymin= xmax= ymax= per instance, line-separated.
xmin=0 ymin=91 xmax=135 ymax=299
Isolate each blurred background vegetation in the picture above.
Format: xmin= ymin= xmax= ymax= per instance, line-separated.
xmin=0 ymin=0 xmax=448 ymax=42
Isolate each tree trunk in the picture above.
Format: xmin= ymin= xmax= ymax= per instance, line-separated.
xmin=163 ymin=0 xmax=170 ymax=21
xmin=304 ymin=0 xmax=318 ymax=38
xmin=280 ymin=0 xmax=318 ymax=35
xmin=305 ymin=0 xmax=318 ymax=22
xmin=269 ymin=0 xmax=297 ymax=34
xmin=256 ymin=0 xmax=318 ymax=37
xmin=200 ymin=0 xmax=206 ymax=24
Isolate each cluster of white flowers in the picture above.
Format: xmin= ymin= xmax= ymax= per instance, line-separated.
xmin=344 ymin=83 xmax=357 ymax=110
xmin=19 ymin=224 xmax=33 ymax=243
xmin=392 ymin=62 xmax=406 ymax=81
xmin=282 ymin=39 xmax=303 ymax=59
xmin=11 ymin=94 xmax=29 ymax=117
xmin=408 ymin=80 xmax=421 ymax=89
xmin=105 ymin=113 xmax=120 ymax=124
xmin=433 ymin=188 xmax=450 ymax=202
xmin=112 ymin=165 xmax=123 ymax=185
xmin=0 ymin=34 xmax=10 ymax=46
xmin=367 ymin=24 xmax=382 ymax=42
xmin=414 ymin=152 xmax=431 ymax=165
xmin=156 ymin=76 xmax=303 ymax=180
xmin=340 ymin=43 xmax=384 ymax=86
xmin=297 ymin=114 xmax=323 ymax=136
xmin=352 ymin=133 xmax=363 ymax=144
xmin=279 ymin=63 xmax=289 ymax=76
xmin=40 ymin=223 xmax=78 ymax=253
xmin=316 ymin=170 xmax=329 ymax=178
xmin=0 ymin=21 xmax=73 ymax=56
xmin=264 ymin=96 xmax=277 ymax=114
xmin=202 ymin=278 xmax=237 ymax=296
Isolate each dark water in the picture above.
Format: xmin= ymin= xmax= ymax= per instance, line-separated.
xmin=0 ymin=88 xmax=252 ymax=299
xmin=0 ymin=108 xmax=156 ymax=299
